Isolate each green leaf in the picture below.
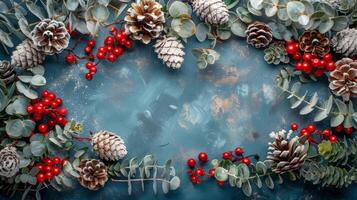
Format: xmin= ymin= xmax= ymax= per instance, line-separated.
xmin=178 ymin=19 xmax=196 ymax=38
xmin=6 ymin=119 xmax=35 ymax=138
xmin=63 ymin=162 xmax=79 ymax=178
xmin=0 ymin=28 xmax=13 ymax=47
xmin=195 ymin=23 xmax=209 ymax=42
xmin=30 ymin=141 xmax=46 ymax=156
xmin=18 ymin=76 xmax=32 ymax=83
xmin=242 ymin=181 xmax=252 ymax=196
xmin=169 ymin=1 xmax=189 ymax=18
xmin=236 ymin=7 xmax=253 ymax=23
xmin=331 ymin=114 xmax=344 ymax=127
xmin=255 ymin=161 xmax=267 ymax=175
xmin=169 ymin=176 xmax=180 ymax=190
xmin=16 ymin=81 xmax=38 ymax=99
xmin=265 ymin=175 xmax=274 ymax=189
xmin=287 ymin=1 xmax=305 ymax=22
xmin=318 ymin=18 xmax=334 ymax=33
xmin=30 ymin=75 xmax=46 ymax=86
xmin=332 ymin=16 xmax=348 ymax=31
xmin=6 ymin=96 xmax=30 ymax=115
xmin=26 ymin=2 xmax=45 ymax=20
xmin=231 ymin=20 xmax=247 ymax=37
xmin=215 ymin=167 xmax=228 ymax=181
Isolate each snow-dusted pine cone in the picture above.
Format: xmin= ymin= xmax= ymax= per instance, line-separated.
xmin=11 ymin=39 xmax=46 ymax=69
xmin=299 ymin=30 xmax=330 ymax=57
xmin=0 ymin=60 xmax=16 ymax=85
xmin=0 ymin=147 xmax=20 ymax=178
xmin=78 ymin=159 xmax=108 ymax=190
xmin=266 ymin=130 xmax=308 ymax=174
xmin=191 ymin=0 xmax=229 ymax=26
xmin=30 ymin=19 xmax=70 ymax=55
xmin=154 ymin=36 xmax=185 ymax=69
xmin=332 ymin=28 xmax=357 ymax=58
xmin=328 ymin=58 xmax=357 ymax=101
xmin=124 ymin=0 xmax=165 ymax=44
xmin=246 ymin=21 xmax=273 ymax=48
xmin=91 ymin=130 xmax=128 ymax=161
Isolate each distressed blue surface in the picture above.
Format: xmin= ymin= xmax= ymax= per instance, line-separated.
xmin=6 ymin=35 xmax=357 ymax=199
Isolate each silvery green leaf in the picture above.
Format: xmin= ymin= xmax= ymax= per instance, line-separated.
xmin=227 ymin=0 xmax=240 ymax=9
xmin=30 ymin=141 xmax=45 ymax=156
xmin=298 ymin=15 xmax=310 ymax=26
xmin=98 ymin=0 xmax=110 ymax=6
xmin=343 ymin=115 xmax=353 ymax=128
xmin=195 ymin=23 xmax=209 ymax=42
xmin=6 ymin=119 xmax=35 ymax=138
xmin=231 ymin=20 xmax=247 ymax=37
xmin=290 ymin=92 xmax=306 ymax=109
xmin=113 ymin=3 xmax=127 ymax=18
xmin=331 ymin=114 xmax=344 ymax=127
xmin=332 ymin=16 xmax=348 ymax=31
xmin=217 ymin=29 xmax=231 ymax=40
xmin=318 ymin=18 xmax=334 ymax=33
xmin=177 ymin=19 xmax=196 ymax=38
xmin=236 ymin=7 xmax=253 ymax=23
xmin=65 ymin=0 xmax=79 ymax=11
xmin=169 ymin=176 xmax=180 ymax=190
xmin=169 ymin=1 xmax=189 ymax=18
xmin=13 ymin=3 xmax=26 ymax=19
xmin=278 ymin=8 xmax=289 ymax=21
xmin=0 ymin=29 xmax=13 ymax=47
xmin=247 ymin=1 xmax=262 ymax=16
xmin=18 ymin=75 xmax=32 ymax=83
xmin=255 ymin=175 xmax=262 ymax=188
xmin=264 ymin=0 xmax=279 ymax=17
xmin=319 ymin=2 xmax=335 ymax=17
xmin=30 ymin=75 xmax=46 ymax=86
xmin=26 ymin=2 xmax=45 ymax=20
xmin=18 ymin=18 xmax=31 ymax=37
xmin=287 ymin=1 xmax=305 ymax=22
xmin=20 ymin=159 xmax=31 ymax=168
xmin=86 ymin=21 xmax=100 ymax=36
xmin=90 ymin=5 xmax=109 ymax=22
xmin=215 ymin=167 xmax=228 ymax=181
xmin=0 ymin=1 xmax=9 ymax=12
xmin=265 ymin=175 xmax=274 ymax=189
xmin=46 ymin=0 xmax=55 ymax=18
xmin=6 ymin=95 xmax=29 ymax=115
xmin=16 ymin=81 xmax=38 ymax=99
xmin=334 ymin=98 xmax=348 ymax=113
xmin=29 ymin=65 xmax=45 ymax=76
xmin=242 ymin=181 xmax=252 ymax=196
xmin=255 ymin=161 xmax=267 ymax=175
xmin=250 ymin=0 xmax=263 ymax=10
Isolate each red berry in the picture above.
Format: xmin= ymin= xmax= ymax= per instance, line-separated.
xmin=56 ymin=116 xmax=65 ymax=125
xmin=85 ymin=73 xmax=93 ymax=80
xmin=44 ymin=165 xmax=52 ymax=172
xmin=57 ymin=108 xmax=68 ymax=116
xmin=52 ymin=157 xmax=61 ymax=165
xmin=48 ymin=93 xmax=56 ymax=100
xmin=115 ymin=33 xmax=124 ymax=42
xmin=294 ymin=43 xmax=299 ymax=49
xmin=86 ymin=62 xmax=95 ymax=69
xmin=45 ymin=172 xmax=53 ymax=180
xmin=287 ymin=39 xmax=295 ymax=45
xmin=190 ymin=176 xmax=198 ymax=184
xmin=87 ymin=40 xmax=96 ymax=48
xmin=292 ymin=52 xmax=301 ymax=60
xmin=42 ymin=98 xmax=51 ymax=106
xmin=311 ymin=58 xmax=320 ymax=68
xmin=48 ymin=120 xmax=56 ymax=127
xmin=37 ymin=173 xmax=45 ymax=183
xmin=89 ymin=66 xmax=97 ymax=74
xmin=107 ymin=53 xmax=117 ymax=62
xmin=322 ymin=129 xmax=332 ymax=138
xmin=44 ymin=158 xmax=53 ymax=166
xmin=187 ymin=158 xmax=196 ymax=168
xmin=65 ymin=54 xmax=76 ymax=64
xmin=198 ymin=152 xmax=208 ymax=163
xmin=241 ymin=157 xmax=251 ymax=165
xmin=110 ymin=26 xmax=117 ymax=34
xmin=345 ymin=127 xmax=354 ymax=135
xmin=38 ymin=124 xmax=48 ymax=133
xmin=295 ymin=62 xmax=303 ymax=70
xmin=37 ymin=164 xmax=44 ymax=172
xmin=51 ymin=101 xmax=59 ymax=109
xmin=318 ymin=60 xmax=326 ymax=69
xmin=98 ymin=46 xmax=107 ymax=53
xmin=31 ymin=99 xmax=39 ymax=105
xmin=291 ymin=123 xmax=298 ymax=131
xmin=195 ymin=168 xmax=205 ymax=177
xmin=113 ymin=47 xmax=124 ymax=57
xmin=234 ymin=147 xmax=244 ymax=155
xmin=104 ymin=36 xmax=115 ymax=46
xmin=306 ymin=124 xmax=316 ymax=133
xmin=222 ymin=152 xmax=232 ymax=160
xmin=323 ymin=53 xmax=333 ymax=61
xmin=314 ymin=70 xmax=324 ymax=78
xmin=60 ymin=119 xmax=67 ymax=127
xmin=106 ymin=45 xmax=113 ymax=52
xmin=335 ymin=124 xmax=344 ymax=133
xmin=216 ymin=180 xmax=225 ymax=186
xmin=303 ymin=53 xmax=312 ymax=61
xmin=34 ymin=105 xmax=44 ymax=114
xmin=61 ymin=159 xmax=68 ymax=167
xmin=286 ymin=44 xmax=296 ymax=54
xmin=55 ymin=98 xmax=63 ymax=106
xmin=125 ymin=40 xmax=133 ymax=49
xmin=208 ymin=168 xmax=215 ymax=177
xmin=52 ymin=166 xmax=61 ymax=176
xmin=120 ymin=38 xmax=127 ymax=46
xmin=329 ymin=135 xmax=338 ymax=142
xmin=302 ymin=62 xmax=312 ymax=73
xmin=300 ymin=128 xmax=310 ymax=137
xmin=326 ymin=61 xmax=336 ymax=71
xmin=84 ymin=46 xmax=92 ymax=54
xmin=33 ymin=113 xmax=42 ymax=121
xmin=27 ymin=105 xmax=34 ymax=114
xmin=97 ymin=51 xmax=106 ymax=60
xmin=121 ymin=30 xmax=127 ymax=38
xmin=42 ymin=90 xmax=49 ymax=97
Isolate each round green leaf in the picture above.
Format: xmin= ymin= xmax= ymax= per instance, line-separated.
xmin=215 ymin=167 xmax=228 ymax=181
xmin=169 ymin=1 xmax=189 ymax=18
xmin=318 ymin=18 xmax=334 ymax=33
xmin=6 ymin=119 xmax=35 ymax=138
xmin=90 ymin=5 xmax=109 ymax=22
xmin=287 ymin=1 xmax=305 ymax=22
xmin=30 ymin=75 xmax=46 ymax=86
xmin=231 ymin=20 xmax=247 ymax=37
xmin=177 ymin=19 xmax=196 ymax=38
xmin=195 ymin=23 xmax=209 ymax=42
xmin=169 ymin=176 xmax=180 ymax=190
xmin=30 ymin=141 xmax=46 ymax=156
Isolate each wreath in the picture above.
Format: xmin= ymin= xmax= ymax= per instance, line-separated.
xmin=0 ymin=0 xmax=356 ymax=199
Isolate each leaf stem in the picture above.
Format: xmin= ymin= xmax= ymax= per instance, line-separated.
xmin=111 ymin=178 xmax=170 ymax=183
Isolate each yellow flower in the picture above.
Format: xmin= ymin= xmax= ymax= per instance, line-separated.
xmin=318 ymin=140 xmax=332 ymax=156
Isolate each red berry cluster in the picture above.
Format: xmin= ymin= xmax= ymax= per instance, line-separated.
xmin=290 ymin=122 xmax=338 ymax=143
xmin=334 ymin=124 xmax=354 ymax=136
xmin=65 ymin=27 xmax=133 ymax=81
xmin=286 ymin=40 xmax=336 ymax=77
xmin=187 ymin=148 xmax=251 ymax=186
xmin=26 ymin=90 xmax=68 ymax=136
xmin=36 ymin=157 xmax=67 ymax=183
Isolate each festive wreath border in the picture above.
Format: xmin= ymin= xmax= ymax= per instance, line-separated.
xmin=0 ymin=0 xmax=356 ymax=199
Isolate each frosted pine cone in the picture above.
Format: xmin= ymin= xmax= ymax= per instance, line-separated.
xmin=328 ymin=58 xmax=357 ymax=101
xmin=92 ymin=130 xmax=128 ymax=161
xmin=332 ymin=28 xmax=357 ymax=58
xmin=246 ymin=21 xmax=273 ymax=48
xmin=266 ymin=130 xmax=308 ymax=174
xmin=124 ymin=0 xmax=165 ymax=44
xmin=0 ymin=61 xmax=16 ymax=85
xmin=0 ymin=147 xmax=20 ymax=178
xmin=11 ymin=39 xmax=46 ymax=69
xmin=154 ymin=36 xmax=185 ymax=69
xmin=191 ymin=0 xmax=229 ymax=26
xmin=299 ymin=30 xmax=330 ymax=57
xmin=78 ymin=159 xmax=108 ymax=190
xmin=30 ymin=19 xmax=70 ymax=55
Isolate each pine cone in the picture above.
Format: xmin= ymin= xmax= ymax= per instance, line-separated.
xmin=0 ymin=147 xmax=20 ymax=178
xmin=328 ymin=58 xmax=357 ymax=101
xmin=266 ymin=130 xmax=308 ymax=174
xmin=154 ymin=36 xmax=185 ymax=69
xmin=263 ymin=42 xmax=290 ymax=65
xmin=78 ymin=159 xmax=108 ymax=190
xmin=298 ymin=30 xmax=330 ymax=57
xmin=332 ymin=28 xmax=357 ymax=57
xmin=191 ymin=0 xmax=229 ymax=26
xmin=246 ymin=21 xmax=273 ymax=48
xmin=92 ymin=130 xmax=128 ymax=162
xmin=0 ymin=61 xmax=16 ymax=85
xmin=11 ymin=39 xmax=46 ymax=69
xmin=124 ymin=0 xmax=165 ymax=44
xmin=30 ymin=19 xmax=70 ymax=55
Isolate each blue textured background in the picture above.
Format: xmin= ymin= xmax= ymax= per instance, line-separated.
xmin=3 ymin=34 xmax=357 ymax=199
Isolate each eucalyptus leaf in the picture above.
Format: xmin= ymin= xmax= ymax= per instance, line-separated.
xmin=6 ymin=119 xmax=35 ymax=138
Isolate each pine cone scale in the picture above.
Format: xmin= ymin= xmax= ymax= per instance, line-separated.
xmin=154 ymin=36 xmax=185 ymax=69
xmin=299 ymin=30 xmax=330 ymax=57
xmin=0 ymin=147 xmax=20 ymax=178
xmin=192 ymin=0 xmax=229 ymax=25
xmin=92 ymin=130 xmax=127 ymax=161
xmin=11 ymin=39 xmax=46 ymax=69
xmin=0 ymin=61 xmax=16 ymax=85
xmin=78 ymin=159 xmax=108 ymax=190
xmin=246 ymin=21 xmax=272 ymax=48
xmin=332 ymin=28 xmax=357 ymax=57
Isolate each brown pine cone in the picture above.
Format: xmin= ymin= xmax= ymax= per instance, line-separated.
xmin=298 ymin=30 xmax=330 ymax=57
xmin=124 ymin=0 xmax=165 ymax=44
xmin=78 ymin=159 xmax=108 ymax=190
xmin=0 ymin=61 xmax=16 ymax=85
xmin=11 ymin=39 xmax=46 ymax=69
xmin=246 ymin=21 xmax=273 ymax=48
xmin=329 ymin=58 xmax=357 ymax=101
